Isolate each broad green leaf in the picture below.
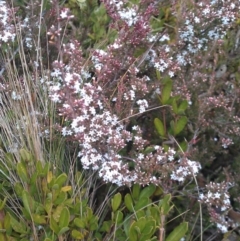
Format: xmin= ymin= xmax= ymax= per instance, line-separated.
xmin=129 ymin=221 xmax=138 ymax=241
xmin=59 ymin=207 xmax=70 ymax=229
xmin=61 ymin=186 xmax=72 ymax=192
xmin=100 ymin=220 xmax=112 ymax=232
xmin=32 ymin=214 xmax=47 ymax=224
xmin=16 ymin=162 xmax=28 ymax=182
xmin=165 ymin=222 xmax=188 ymax=241
xmin=55 ymin=173 xmax=67 ymax=188
xmin=58 ymin=227 xmax=70 ymax=236
xmin=111 ymin=193 xmax=122 ymax=212
xmin=139 ymin=184 xmax=156 ymax=199
xmin=50 ymin=216 xmax=59 ymax=234
xmin=124 ymin=193 xmax=134 ymax=212
xmin=113 ymin=210 xmax=123 ymax=224
xmin=132 ymin=183 xmax=140 ymax=201
xmin=154 ymin=118 xmax=165 ymax=137
xmin=9 ymin=214 xmax=28 ymax=234
xmin=74 ymin=218 xmax=86 ymax=228
xmin=52 ymin=204 xmax=64 ymax=222
xmin=178 ymin=100 xmax=188 ymax=113
xmin=71 ymin=229 xmax=84 ymax=239
xmin=135 ymin=217 xmax=146 ymax=231
xmin=134 ymin=197 xmax=150 ymax=211
xmin=174 ymin=116 xmax=188 ymax=135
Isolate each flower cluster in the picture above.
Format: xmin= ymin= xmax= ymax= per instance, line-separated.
xmin=199 ymin=181 xmax=234 ymax=233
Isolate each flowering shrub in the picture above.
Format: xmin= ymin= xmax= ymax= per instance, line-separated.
xmin=1 ymin=0 xmax=240 ymax=238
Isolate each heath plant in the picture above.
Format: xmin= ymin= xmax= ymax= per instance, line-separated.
xmin=0 ymin=0 xmax=240 ymax=240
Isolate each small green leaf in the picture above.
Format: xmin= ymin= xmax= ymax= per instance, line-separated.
xmin=22 ymin=190 xmax=34 ymax=216
xmin=171 ymin=99 xmax=178 ymax=114
xmin=134 ymin=197 xmax=149 ymax=211
xmin=50 ymin=216 xmax=59 ymax=234
xmin=139 ymin=184 xmax=156 ymax=199
xmin=111 ymin=193 xmax=122 ymax=212
xmin=100 ymin=221 xmax=112 ymax=232
xmin=58 ymin=227 xmax=70 ymax=236
xmin=55 ymin=173 xmax=67 ymax=188
xmin=178 ymin=100 xmax=188 ymax=113
xmin=74 ymin=218 xmax=85 ymax=228
xmin=0 ymin=197 xmax=7 ymax=210
xmin=19 ymin=148 xmax=31 ymax=162
xmin=124 ymin=193 xmax=134 ymax=212
xmin=16 ymin=162 xmax=28 ymax=182
xmin=132 ymin=184 xmax=140 ymax=201
xmin=71 ymin=229 xmax=84 ymax=239
xmin=129 ymin=221 xmax=138 ymax=241
xmin=9 ymin=214 xmax=28 ymax=234
xmin=165 ymin=222 xmax=188 ymax=241
xmin=154 ymin=118 xmax=165 ymax=137
xmin=113 ymin=210 xmax=123 ymax=224
xmin=174 ymin=116 xmax=188 ymax=135
xmin=59 ymin=207 xmax=70 ymax=229
xmin=161 ymin=78 xmax=172 ymax=104
xmin=32 ymin=214 xmax=47 ymax=224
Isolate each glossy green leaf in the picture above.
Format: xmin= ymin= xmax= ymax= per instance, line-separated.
xmin=111 ymin=192 xmax=122 ymax=212
xmin=124 ymin=193 xmax=134 ymax=212
xmin=59 ymin=207 xmax=70 ymax=229
xmin=154 ymin=118 xmax=165 ymax=137
xmin=165 ymin=222 xmax=188 ymax=241
xmin=174 ymin=116 xmax=188 ymax=135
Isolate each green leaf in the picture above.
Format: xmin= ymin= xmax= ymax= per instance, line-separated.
xmin=134 ymin=197 xmax=150 ymax=211
xmin=165 ymin=222 xmax=188 ymax=241
xmin=100 ymin=220 xmax=112 ymax=232
xmin=50 ymin=216 xmax=60 ymax=234
xmin=52 ymin=204 xmax=64 ymax=222
xmin=16 ymin=162 xmax=28 ymax=182
xmin=132 ymin=184 xmax=140 ymax=201
xmin=113 ymin=210 xmax=123 ymax=224
xmin=171 ymin=99 xmax=178 ymax=114
xmin=154 ymin=118 xmax=165 ymax=137
xmin=22 ymin=190 xmax=34 ymax=217
xmin=178 ymin=100 xmax=188 ymax=114
xmin=9 ymin=214 xmax=28 ymax=234
xmin=111 ymin=192 xmax=122 ymax=212
xmin=55 ymin=173 xmax=67 ymax=188
xmin=58 ymin=227 xmax=70 ymax=236
xmin=0 ymin=197 xmax=7 ymax=210
xmin=59 ymin=207 xmax=70 ymax=229
xmin=161 ymin=78 xmax=172 ymax=104
xmin=124 ymin=193 xmax=134 ymax=212
xmin=74 ymin=218 xmax=86 ymax=228
xmin=139 ymin=184 xmax=156 ymax=199
xmin=19 ymin=148 xmax=31 ymax=162
xmin=32 ymin=214 xmax=47 ymax=224
xmin=174 ymin=116 xmax=188 ymax=135
xmin=129 ymin=221 xmax=138 ymax=241
xmin=71 ymin=229 xmax=84 ymax=239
